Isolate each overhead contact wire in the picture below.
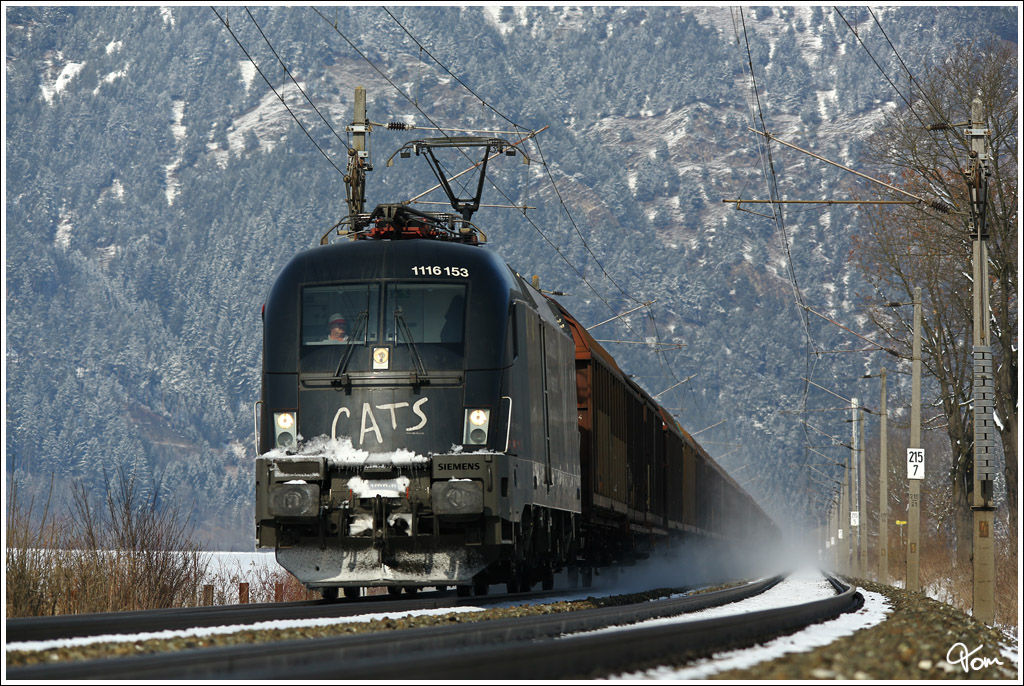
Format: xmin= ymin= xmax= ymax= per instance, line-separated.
xmin=738 ymin=11 xmax=815 ymax=351
xmin=314 ymin=8 xmax=633 ymax=328
xmin=211 ymin=6 xmax=347 ymax=179
xmin=310 ymin=6 xmax=457 ymax=143
xmin=381 ymin=8 xmax=646 ymax=310
xmin=382 ymin=7 xmax=524 ymax=133
xmin=530 ymin=137 xmax=646 ymax=307
xmin=373 ymin=7 xmax=654 ymax=343
xmin=736 ymin=8 xmax=822 ymax=486
xmin=244 ymin=7 xmax=349 ymax=151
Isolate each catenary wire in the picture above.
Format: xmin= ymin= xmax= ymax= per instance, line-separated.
xmin=734 ymin=8 xmax=835 ymax=504
xmin=244 ymin=7 xmax=349 ymax=151
xmin=211 ymin=7 xmax=347 ymax=179
xmin=379 ymin=9 xmax=699 ymax=430
xmin=380 ymin=7 xmax=647 ymax=310
xmin=738 ymin=10 xmax=815 ymax=354
xmin=382 ymin=7 xmax=525 ymax=132
xmin=833 ymin=7 xmax=921 ymax=124
xmin=368 ymin=6 xmax=660 ymax=347
xmin=313 ymin=7 xmax=649 ymax=339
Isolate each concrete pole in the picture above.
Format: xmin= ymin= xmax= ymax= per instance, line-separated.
xmin=907 ymin=287 xmax=922 ymax=593
xmin=345 ymin=86 xmax=369 ymax=221
xmin=833 ymin=498 xmax=840 ymax=572
xmin=858 ymin=404 xmax=867 ymax=579
xmin=827 ymin=502 xmax=833 ymax=569
xmin=969 ymin=97 xmax=996 ymax=624
xmin=877 ymin=368 xmax=889 ymax=584
xmin=840 ymin=459 xmax=850 ymax=576
xmin=825 ymin=502 xmax=831 ymax=568
xmin=833 ymin=499 xmax=840 ymax=572
xmin=821 ymin=513 xmax=828 ymax=567
xmin=826 ymin=500 xmax=834 ymax=571
xmin=851 ymin=398 xmax=862 ymax=577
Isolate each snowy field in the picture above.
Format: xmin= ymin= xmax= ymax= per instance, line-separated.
xmin=206 ymin=550 xmax=280 ymax=578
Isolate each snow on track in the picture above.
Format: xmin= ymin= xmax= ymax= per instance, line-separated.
xmin=612 ymin=568 xmax=891 ymax=679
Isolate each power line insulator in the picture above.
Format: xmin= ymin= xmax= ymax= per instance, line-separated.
xmin=927 ymin=199 xmax=955 ymax=214
xmin=387 ymin=122 xmax=412 ymax=130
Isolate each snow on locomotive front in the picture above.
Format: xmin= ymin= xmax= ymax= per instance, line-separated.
xmin=254 ymin=235 xmax=580 ymax=593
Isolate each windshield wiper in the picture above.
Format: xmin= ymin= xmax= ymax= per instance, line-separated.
xmin=333 ymin=310 xmax=368 ymax=383
xmin=394 ymin=307 xmax=428 ymax=381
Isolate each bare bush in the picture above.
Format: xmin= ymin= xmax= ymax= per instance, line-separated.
xmin=6 ymin=470 xmax=209 ymax=617
xmin=5 ymin=480 xmax=75 ymax=617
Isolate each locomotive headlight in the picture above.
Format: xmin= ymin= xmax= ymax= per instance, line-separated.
xmin=463 ymin=409 xmax=491 ymax=445
xmin=274 ymin=412 xmax=297 ymax=449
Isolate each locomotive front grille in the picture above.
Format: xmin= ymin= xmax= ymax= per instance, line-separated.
xmin=431 ymin=479 xmax=484 ymax=515
xmin=268 ymin=483 xmax=320 ymax=517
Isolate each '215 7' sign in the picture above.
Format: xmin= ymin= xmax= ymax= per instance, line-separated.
xmin=907 ymin=448 xmax=925 ymax=480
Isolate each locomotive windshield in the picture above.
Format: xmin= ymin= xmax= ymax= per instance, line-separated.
xmin=384 ymin=284 xmax=465 ymax=345
xmin=301 ymin=284 xmax=379 ymax=346
xmin=300 ymin=282 xmax=466 ymax=372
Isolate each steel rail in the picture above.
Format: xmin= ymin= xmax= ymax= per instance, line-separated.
xmin=8 ymin=577 xmax=788 ymax=679
xmin=309 ymin=576 xmax=863 ymax=680
xmin=342 ymin=575 xmax=862 ymax=680
xmin=5 ymin=591 xmax=460 ymax=644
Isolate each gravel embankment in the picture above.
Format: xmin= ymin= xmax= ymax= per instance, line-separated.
xmin=708 ymin=578 xmax=1018 ymax=680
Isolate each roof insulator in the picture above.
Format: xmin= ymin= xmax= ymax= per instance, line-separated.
xmin=928 ymin=199 xmax=955 ymax=214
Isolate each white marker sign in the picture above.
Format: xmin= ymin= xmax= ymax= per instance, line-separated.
xmin=907 ymin=448 xmax=925 ymax=480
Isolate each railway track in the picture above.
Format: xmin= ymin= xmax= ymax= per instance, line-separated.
xmin=6 ymin=582 xmax=659 ymax=644
xmin=7 ymin=573 xmax=862 ymax=680
xmin=6 ymin=590 xmax=458 ymax=644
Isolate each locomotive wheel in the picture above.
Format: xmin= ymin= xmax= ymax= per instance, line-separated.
xmin=516 ymin=566 xmax=533 ymax=593
xmin=322 ymin=587 xmax=339 ymax=601
xmin=473 ymin=576 xmax=489 ymax=596
xmin=387 ymin=585 xmax=402 ymax=597
xmin=456 ymin=585 xmax=472 ymax=598
xmin=343 ymin=586 xmax=361 ymax=599
xmin=506 ymin=564 xmax=527 ymax=594
xmin=541 ymin=567 xmax=554 ymax=591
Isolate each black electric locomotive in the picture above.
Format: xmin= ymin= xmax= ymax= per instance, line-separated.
xmin=255 ymin=207 xmax=581 ymax=595
xmin=254 ymin=111 xmax=776 ymax=597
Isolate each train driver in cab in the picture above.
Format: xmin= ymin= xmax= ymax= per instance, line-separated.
xmin=326 ymin=313 xmax=348 ymax=343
